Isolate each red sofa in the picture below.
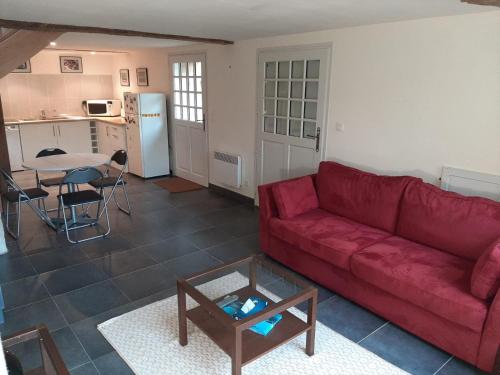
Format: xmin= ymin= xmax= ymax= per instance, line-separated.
xmin=259 ymin=161 xmax=500 ymax=372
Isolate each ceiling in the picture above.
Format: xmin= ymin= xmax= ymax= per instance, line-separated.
xmin=0 ymin=0 xmax=496 ymax=45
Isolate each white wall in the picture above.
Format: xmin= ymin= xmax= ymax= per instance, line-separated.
xmin=116 ymin=11 xmax=500 ymax=198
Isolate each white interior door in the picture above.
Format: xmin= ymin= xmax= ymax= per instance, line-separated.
xmin=169 ymin=54 xmax=208 ymax=186
xmin=256 ymin=47 xmax=331 ymax=192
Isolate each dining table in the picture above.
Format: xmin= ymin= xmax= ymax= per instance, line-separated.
xmin=22 ymin=152 xmax=111 ymax=231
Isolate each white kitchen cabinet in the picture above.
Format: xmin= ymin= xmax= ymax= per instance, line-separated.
xmin=96 ymin=122 xmax=127 ymax=157
xmin=19 ymin=121 xmax=92 ymax=161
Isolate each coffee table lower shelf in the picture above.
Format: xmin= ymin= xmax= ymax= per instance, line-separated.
xmin=185 ymin=286 xmax=310 ymax=366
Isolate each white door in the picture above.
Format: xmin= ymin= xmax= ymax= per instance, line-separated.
xmin=19 ymin=123 xmax=58 ymax=160
xmin=169 ymin=54 xmax=208 ymax=186
xmin=56 ymin=121 xmax=92 ymax=153
xmin=256 ymin=47 xmax=331 ymax=191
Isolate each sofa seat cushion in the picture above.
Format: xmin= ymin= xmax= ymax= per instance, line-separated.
xmin=269 ymin=208 xmax=390 ymax=271
xmin=351 ymin=236 xmax=488 ymax=332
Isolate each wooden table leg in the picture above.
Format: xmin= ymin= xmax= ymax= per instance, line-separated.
xmin=249 ymin=259 xmax=257 ymax=289
xmin=232 ymin=329 xmax=242 ymax=375
xmin=306 ymin=289 xmax=318 ymax=356
xmin=177 ymin=281 xmax=188 ymax=346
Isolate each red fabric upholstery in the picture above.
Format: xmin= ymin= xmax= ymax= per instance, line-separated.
xmin=272 ymin=175 xmax=319 ymax=219
xmin=397 ymin=181 xmax=500 ymax=260
xmin=265 ymin=235 xmax=482 ymax=367
xmin=351 ymin=236 xmax=488 ymax=332
xmin=269 ymin=208 xmax=390 ymax=270
xmin=476 ymin=289 xmax=500 ymax=371
xmin=471 ymin=238 xmax=500 ymax=300
xmin=316 ymin=162 xmax=415 ymax=233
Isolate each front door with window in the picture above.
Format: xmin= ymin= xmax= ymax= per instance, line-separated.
xmin=256 ymin=47 xmax=330 ymax=194
xmin=170 ymin=54 xmax=208 ymax=186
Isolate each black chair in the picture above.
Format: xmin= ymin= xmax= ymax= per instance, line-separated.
xmin=0 ymin=168 xmax=49 ymax=239
xmin=57 ymin=167 xmax=110 ymax=244
xmin=89 ymin=150 xmax=131 ymax=216
xmin=35 ymin=148 xmax=67 ymax=188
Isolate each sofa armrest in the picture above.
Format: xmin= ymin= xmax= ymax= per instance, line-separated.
xmin=477 ymin=288 xmax=500 ymax=372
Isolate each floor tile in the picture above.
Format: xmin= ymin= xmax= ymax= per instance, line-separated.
xmin=0 ymin=255 xmax=36 ymax=284
xmin=0 ymin=299 xmax=67 ymax=336
xmin=437 ymin=357 xmax=487 ymax=375
xmin=93 ymin=351 xmax=134 ymax=375
xmin=132 ymin=286 xmax=177 ymax=309
xmin=52 ymin=326 xmax=91 ymax=370
xmin=29 ymin=247 xmax=89 ymax=274
xmin=140 ymin=236 xmax=199 ymax=263
xmin=91 ymin=248 xmax=157 ymax=278
xmin=218 ymin=216 xmax=259 ymax=237
xmin=155 ymin=216 xmax=212 ymax=236
xmin=70 ymin=362 xmax=100 ymax=375
xmin=77 ymin=235 xmax=135 ymax=259
xmin=185 ymin=227 xmax=235 ymax=249
xmin=360 ymin=323 xmax=451 ymax=375
xmin=54 ymin=280 xmax=130 ymax=324
xmin=40 ymin=261 xmax=109 ymax=296
xmin=162 ymin=250 xmax=222 ymax=277
xmin=119 ymin=226 xmax=173 ymax=247
xmin=205 ymin=233 xmax=260 ymax=262
xmin=113 ymin=264 xmax=177 ymax=301
xmin=1 ymin=275 xmax=50 ymax=310
xmin=316 ymin=295 xmax=387 ymax=343
xmin=200 ymin=205 xmax=258 ymax=226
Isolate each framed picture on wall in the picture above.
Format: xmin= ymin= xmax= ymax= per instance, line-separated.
xmin=136 ymin=67 xmax=149 ymax=86
xmin=120 ymin=69 xmax=130 ymax=86
xmin=60 ymin=56 xmax=83 ymax=73
xmin=13 ymin=60 xmax=31 ymax=73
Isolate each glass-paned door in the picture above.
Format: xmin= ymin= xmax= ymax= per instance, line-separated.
xmin=170 ymin=54 xmax=208 ymax=186
xmin=256 ymin=47 xmax=330 ymax=190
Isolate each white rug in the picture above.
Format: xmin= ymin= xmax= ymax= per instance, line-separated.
xmin=98 ymin=273 xmax=409 ymax=375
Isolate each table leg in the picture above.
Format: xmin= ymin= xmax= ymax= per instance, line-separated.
xmin=306 ymin=289 xmax=318 ymax=356
xmin=249 ymin=259 xmax=257 ymax=289
xmin=232 ymin=329 xmax=242 ymax=375
xmin=177 ymin=281 xmax=188 ymax=346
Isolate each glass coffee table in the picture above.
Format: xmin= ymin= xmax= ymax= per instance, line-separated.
xmin=176 ymin=254 xmax=318 ymax=375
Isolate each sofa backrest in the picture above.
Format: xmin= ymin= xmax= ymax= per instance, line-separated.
xmin=316 ymin=162 xmax=415 ymax=233
xmin=397 ymin=180 xmax=500 ymax=260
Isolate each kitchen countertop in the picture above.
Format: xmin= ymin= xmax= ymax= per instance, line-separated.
xmin=5 ymin=116 xmax=126 ymax=127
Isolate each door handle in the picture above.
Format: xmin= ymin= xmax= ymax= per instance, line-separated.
xmin=52 ymin=125 xmax=56 ymax=137
xmin=315 ymin=127 xmax=321 ymax=152
xmin=106 ymin=126 xmax=109 ymax=136
xmin=202 ymin=114 xmax=206 ymax=131
xmin=58 ymin=125 xmax=61 ymax=136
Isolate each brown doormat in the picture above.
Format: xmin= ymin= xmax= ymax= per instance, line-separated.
xmin=153 ymin=176 xmax=204 ymax=193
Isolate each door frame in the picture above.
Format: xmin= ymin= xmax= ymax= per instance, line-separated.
xmin=168 ymin=52 xmax=210 ymax=186
xmin=254 ymin=43 xmax=332 ymax=202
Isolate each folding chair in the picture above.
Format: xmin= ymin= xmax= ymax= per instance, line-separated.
xmin=89 ymin=149 xmax=131 ymax=216
xmin=56 ymin=167 xmax=110 ymax=244
xmin=0 ymin=168 xmax=49 ymax=239
xmin=35 ymin=148 xmax=67 ymax=188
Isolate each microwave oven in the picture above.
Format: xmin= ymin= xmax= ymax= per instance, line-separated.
xmin=84 ymin=99 xmax=122 ymax=117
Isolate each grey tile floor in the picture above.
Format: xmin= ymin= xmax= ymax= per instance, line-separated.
xmin=0 ymin=171 xmax=487 ymax=375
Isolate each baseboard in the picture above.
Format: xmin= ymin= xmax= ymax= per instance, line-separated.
xmin=208 ymin=184 xmax=255 ymax=206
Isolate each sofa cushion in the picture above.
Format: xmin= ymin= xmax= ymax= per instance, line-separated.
xmin=272 ymin=175 xmax=319 ymax=219
xmin=351 ymin=236 xmax=488 ymax=332
xmin=471 ymin=239 xmax=500 ymax=300
xmin=316 ymin=161 xmax=415 ymax=233
xmin=269 ymin=208 xmax=390 ymax=271
xmin=397 ymin=181 xmax=500 ymax=260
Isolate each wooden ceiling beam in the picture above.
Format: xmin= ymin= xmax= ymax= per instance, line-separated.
xmin=0 ymin=19 xmax=234 ymax=45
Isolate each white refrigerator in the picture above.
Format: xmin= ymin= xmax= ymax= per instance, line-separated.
xmin=124 ymin=92 xmax=170 ymax=178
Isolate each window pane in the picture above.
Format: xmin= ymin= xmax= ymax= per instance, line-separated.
xmin=276 ymin=100 xmax=288 ymax=117
xmin=196 ymin=93 xmax=203 ymax=108
xmin=197 ymin=109 xmax=203 ymax=121
xmin=173 ymin=63 xmax=180 ymax=77
xmin=264 ymin=99 xmax=275 ymax=116
xmin=276 ymin=118 xmax=287 ymax=135
xmin=277 ymin=81 xmax=289 ymax=98
xmin=174 ymin=106 xmax=181 ymax=119
xmin=304 ymin=101 xmax=317 ymax=120
xmin=278 ymin=61 xmax=289 ymax=79
xmin=189 ymin=93 xmax=195 ymax=106
xmin=196 ymin=62 xmax=202 ymax=76
xmin=174 ymin=92 xmax=181 ymax=105
xmin=265 ymin=81 xmax=275 ymax=97
xmin=181 ymin=78 xmax=187 ymax=91
xmin=290 ymin=81 xmax=303 ymax=99
xmin=265 ymin=62 xmax=276 ymax=79
xmin=303 ymin=121 xmax=316 ymax=139
xmin=174 ymin=78 xmax=180 ymax=91
xmin=290 ymin=101 xmax=302 ymax=118
xmin=196 ymin=78 xmax=202 ymax=92
xmin=190 ymin=108 xmax=196 ymax=121
xmin=305 ymin=81 xmax=318 ymax=99
xmin=306 ymin=60 xmax=320 ymax=79
xmin=291 ymin=60 xmax=304 ymax=79
xmin=182 ymin=92 xmax=187 ymax=105
xmin=182 ymin=107 xmax=188 ymax=120
xmin=188 ymin=62 xmax=195 ymax=76
xmin=181 ymin=62 xmax=187 ymax=76
xmin=289 ymin=119 xmax=301 ymax=137
xmin=189 ymin=78 xmax=194 ymax=92
xmin=264 ymin=117 xmax=274 ymax=133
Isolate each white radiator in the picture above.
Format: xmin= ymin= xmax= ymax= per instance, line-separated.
xmin=213 ymin=151 xmax=242 ymax=189
xmin=441 ymin=166 xmax=500 ymax=201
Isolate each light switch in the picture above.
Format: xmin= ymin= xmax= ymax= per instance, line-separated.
xmin=336 ymin=122 xmax=345 ymax=132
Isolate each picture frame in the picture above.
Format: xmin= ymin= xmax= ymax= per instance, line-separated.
xmin=59 ymin=56 xmax=83 ymax=73
xmin=136 ymin=67 xmax=149 ymax=86
xmin=12 ymin=60 xmax=31 ymax=73
xmin=120 ymin=69 xmax=130 ymax=86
